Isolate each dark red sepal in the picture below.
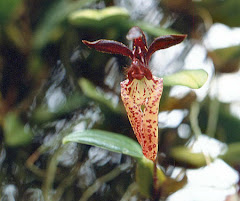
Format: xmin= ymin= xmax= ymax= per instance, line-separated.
xmin=82 ymin=39 xmax=133 ymax=59
xmin=146 ymin=34 xmax=187 ymax=63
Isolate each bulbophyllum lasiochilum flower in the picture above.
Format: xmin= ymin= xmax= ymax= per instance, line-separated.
xmin=82 ymin=27 xmax=186 ymax=161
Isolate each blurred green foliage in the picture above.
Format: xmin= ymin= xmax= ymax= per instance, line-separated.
xmin=3 ymin=112 xmax=32 ymax=146
xmin=0 ymin=0 xmax=22 ymax=25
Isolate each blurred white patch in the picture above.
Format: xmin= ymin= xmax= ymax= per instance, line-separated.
xmin=58 ymin=142 xmax=79 ymax=167
xmin=88 ymin=147 xmax=122 ymax=166
xmin=210 ymin=71 xmax=240 ymax=102
xmin=169 ymin=86 xmax=191 ymax=99
xmin=77 ymin=160 xmax=96 ymax=188
xmin=73 ymin=121 xmax=87 ymax=132
xmin=188 ymin=134 xmax=227 ymax=158
xmin=204 ymin=23 xmax=240 ymax=50
xmin=2 ymin=184 xmax=18 ymax=201
xmin=151 ymin=43 xmax=186 ymax=75
xmin=88 ymin=146 xmax=111 ymax=165
xmin=46 ymin=86 xmax=66 ymax=112
xmin=73 ymin=106 xmax=103 ymax=132
xmin=104 ymin=58 xmax=122 ymax=92
xmin=158 ymin=109 xmax=188 ymax=128
xmin=116 ymin=0 xmax=160 ymax=22
xmin=168 ymin=159 xmax=239 ymax=201
xmin=178 ymin=123 xmax=191 ymax=139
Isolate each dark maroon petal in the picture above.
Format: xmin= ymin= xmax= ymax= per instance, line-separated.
xmin=146 ymin=34 xmax=187 ymax=63
xmin=82 ymin=39 xmax=133 ymax=59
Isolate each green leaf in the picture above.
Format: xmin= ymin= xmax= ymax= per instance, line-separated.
xmin=69 ymin=6 xmax=130 ymax=27
xmin=78 ymin=78 xmax=123 ymax=113
xmin=133 ymin=21 xmax=179 ymax=37
xmin=170 ymin=146 xmax=207 ymax=167
xmin=220 ymin=143 xmax=240 ymax=165
xmin=218 ymin=106 xmax=240 ymax=144
xmin=195 ymin=0 xmax=240 ymax=27
xmin=136 ymin=157 xmax=166 ymax=197
xmin=208 ymin=45 xmax=240 ymax=73
xmin=62 ymin=129 xmax=143 ymax=159
xmin=163 ymin=69 xmax=208 ymax=89
xmin=33 ymin=0 xmax=96 ymax=50
xmin=3 ymin=112 xmax=32 ymax=147
xmin=68 ymin=6 xmax=178 ymax=37
xmin=0 ymin=0 xmax=22 ymax=25
xmin=161 ymin=176 xmax=187 ymax=197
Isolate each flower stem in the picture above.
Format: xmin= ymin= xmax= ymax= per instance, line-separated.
xmin=190 ymin=101 xmax=202 ymax=138
xmin=206 ymin=97 xmax=220 ymax=138
xmin=153 ymin=158 xmax=161 ymax=200
xmin=79 ymin=163 xmax=130 ymax=201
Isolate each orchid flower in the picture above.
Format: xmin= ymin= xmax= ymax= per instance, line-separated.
xmin=83 ymin=27 xmax=186 ymax=161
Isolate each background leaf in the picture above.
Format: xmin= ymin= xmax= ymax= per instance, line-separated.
xmin=78 ymin=78 xmax=123 ymax=113
xmin=208 ymin=45 xmax=240 ymax=73
xmin=0 ymin=0 xmax=22 ymax=25
xmin=134 ymin=21 xmax=179 ymax=37
xmin=170 ymin=146 xmax=207 ymax=167
xmin=68 ymin=7 xmax=178 ymax=36
xmin=3 ymin=112 xmax=32 ymax=146
xmin=62 ymin=129 xmax=143 ymax=159
xmin=69 ymin=6 xmax=130 ymax=28
xmin=136 ymin=157 xmax=166 ymax=197
xmin=195 ymin=0 xmax=240 ymax=27
xmin=163 ymin=69 xmax=208 ymax=89
xmin=33 ymin=0 xmax=96 ymax=50
xmin=220 ymin=143 xmax=240 ymax=165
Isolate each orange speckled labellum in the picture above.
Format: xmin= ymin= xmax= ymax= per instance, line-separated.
xmin=121 ymin=76 xmax=163 ymax=161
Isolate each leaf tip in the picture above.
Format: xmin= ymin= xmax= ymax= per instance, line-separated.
xmin=62 ymin=137 xmax=68 ymax=145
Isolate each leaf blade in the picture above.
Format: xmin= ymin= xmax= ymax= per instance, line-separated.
xmin=163 ymin=69 xmax=208 ymax=89
xmin=68 ymin=6 xmax=130 ymax=27
xmin=62 ymin=129 xmax=143 ymax=159
xmin=4 ymin=112 xmax=32 ymax=146
xmin=33 ymin=0 xmax=96 ymax=50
